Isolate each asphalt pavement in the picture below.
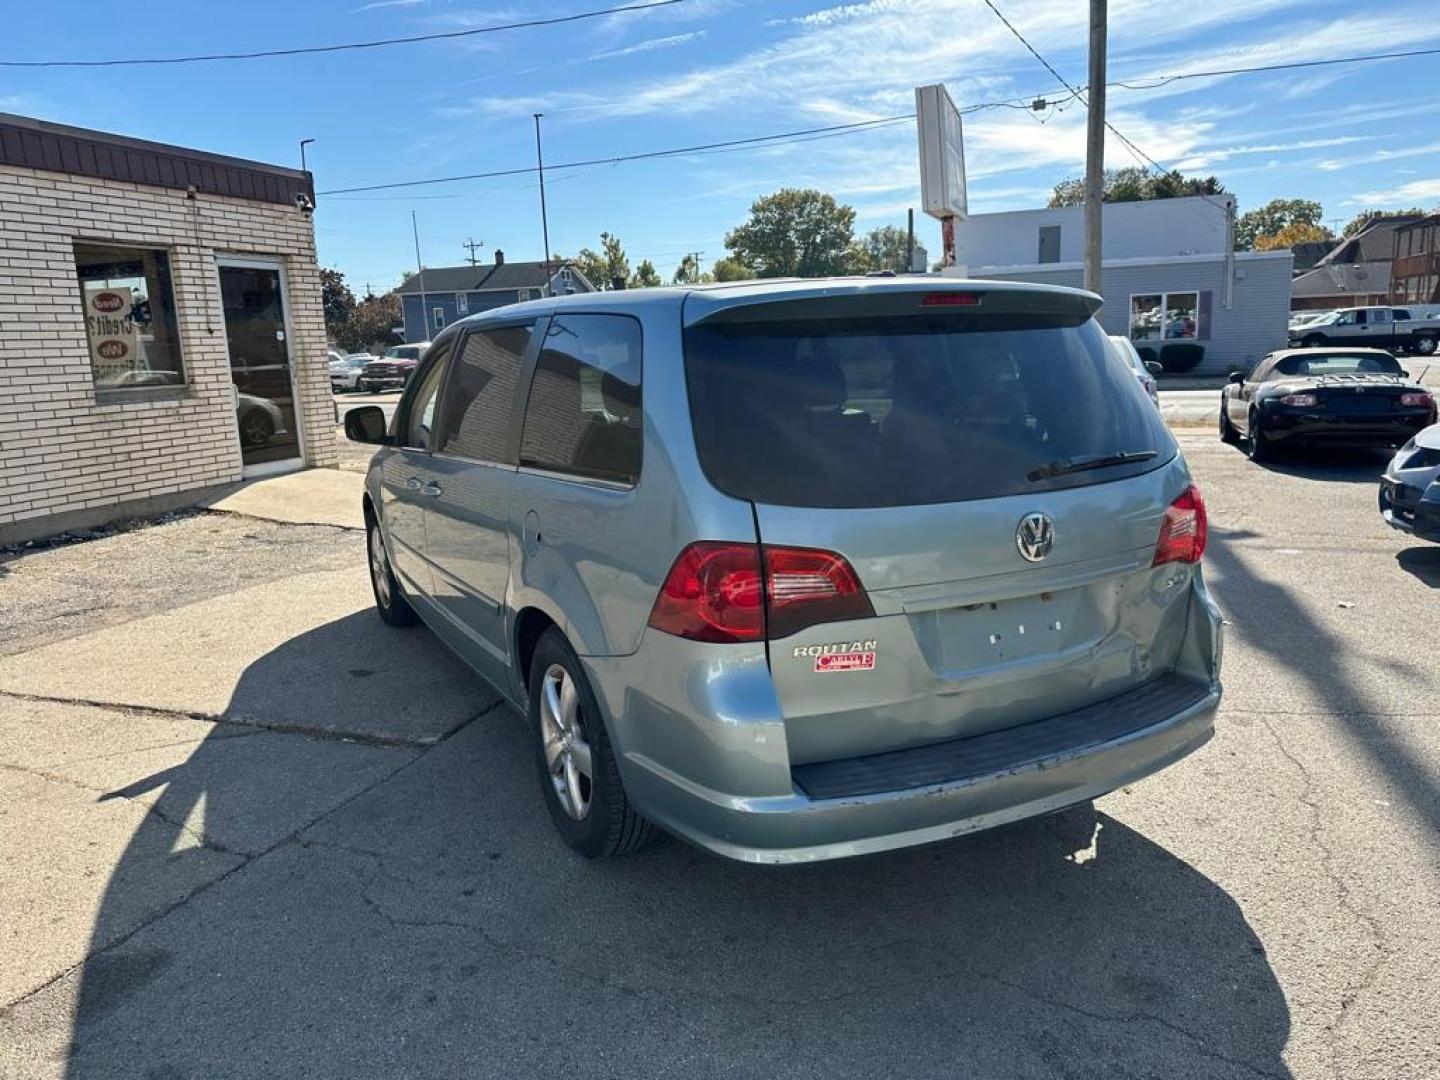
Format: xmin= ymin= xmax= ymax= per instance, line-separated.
xmin=1 ymin=434 xmax=1438 ymax=1079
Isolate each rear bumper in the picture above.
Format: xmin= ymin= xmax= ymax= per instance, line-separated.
xmin=583 ymin=576 xmax=1223 ymax=865
xmin=629 ymin=679 xmax=1217 ymax=864
xmin=1262 ymin=410 xmax=1431 ymax=446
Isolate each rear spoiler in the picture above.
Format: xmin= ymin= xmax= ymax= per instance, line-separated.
xmin=683 ymin=280 xmax=1102 ymax=329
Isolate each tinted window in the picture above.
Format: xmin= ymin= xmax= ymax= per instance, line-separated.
xmin=684 ymin=313 xmax=1173 ymax=509
xmin=520 ymin=314 xmax=642 ymax=485
xmin=1272 ymin=353 xmax=1403 ymax=377
xmin=402 ymin=341 xmax=452 ymax=450
xmin=439 ymin=324 xmax=533 ymax=462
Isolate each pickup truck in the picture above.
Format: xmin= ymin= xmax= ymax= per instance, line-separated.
xmin=1289 ymin=306 xmax=1440 ymax=355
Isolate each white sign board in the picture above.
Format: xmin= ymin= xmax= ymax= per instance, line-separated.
xmin=916 ymin=83 xmax=966 ymax=220
xmin=83 ymin=285 xmax=140 ymax=378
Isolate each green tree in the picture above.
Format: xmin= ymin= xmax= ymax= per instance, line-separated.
xmin=629 ymin=259 xmax=661 ymax=289
xmin=332 ymin=292 xmax=401 ymax=354
xmin=1235 ymin=198 xmax=1325 ymax=251
xmin=724 ymin=188 xmax=858 ymax=277
xmin=672 ymin=253 xmax=703 ymax=284
xmin=562 ymin=231 xmax=632 ymax=290
xmin=1341 ymin=208 xmax=1428 ymax=238
xmin=859 ymin=224 xmax=913 ymax=274
xmin=710 ymin=256 xmax=753 ymax=282
xmin=320 ymin=268 xmax=356 ymax=336
xmin=1048 ymin=167 xmax=1226 ymax=208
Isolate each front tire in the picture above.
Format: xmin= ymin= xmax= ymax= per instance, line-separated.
xmin=529 ymin=629 xmax=655 ymax=859
xmin=1219 ymin=402 xmax=1239 ymax=444
xmin=1246 ymin=410 xmax=1273 ymax=463
xmin=1301 ymin=333 xmax=1325 ymax=349
xmin=367 ymin=514 xmax=418 ymax=627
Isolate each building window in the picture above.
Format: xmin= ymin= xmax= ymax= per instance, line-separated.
xmin=456 ymin=292 xmax=469 ymax=315
xmin=1129 ymin=291 xmax=1207 ymax=342
xmin=433 ymin=306 xmax=445 ymax=330
xmin=74 ymin=242 xmax=184 ymax=389
xmin=520 ymin=314 xmax=642 ymax=486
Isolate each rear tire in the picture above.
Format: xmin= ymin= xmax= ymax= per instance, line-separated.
xmin=1416 ymin=336 xmax=1438 ymax=356
xmin=367 ymin=514 xmax=418 ymax=627
xmin=1246 ymin=411 xmax=1273 ymax=463
xmin=529 ymin=629 xmax=655 ymax=859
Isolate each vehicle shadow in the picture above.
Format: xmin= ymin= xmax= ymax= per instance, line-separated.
xmin=1396 ymin=545 xmax=1440 ymax=587
xmin=45 ymin=613 xmax=1293 ymax=1079
xmin=1250 ymin=445 xmax=1391 ymax=484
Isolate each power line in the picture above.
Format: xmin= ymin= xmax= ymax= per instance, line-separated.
xmin=316 ymin=43 xmax=1440 ymax=198
xmin=0 ymin=0 xmax=683 ymax=68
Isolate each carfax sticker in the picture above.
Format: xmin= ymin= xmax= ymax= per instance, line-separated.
xmin=813 ymin=651 xmax=876 ymax=673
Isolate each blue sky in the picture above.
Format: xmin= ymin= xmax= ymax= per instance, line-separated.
xmin=4 ymin=0 xmax=1439 ymax=289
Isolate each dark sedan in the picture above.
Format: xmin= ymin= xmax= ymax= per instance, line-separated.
xmin=1219 ymin=348 xmax=1436 ymax=462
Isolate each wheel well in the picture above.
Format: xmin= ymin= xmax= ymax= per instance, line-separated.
xmin=514 ymin=608 xmax=557 ymax=689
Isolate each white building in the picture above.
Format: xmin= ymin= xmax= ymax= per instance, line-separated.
xmin=948 ymin=196 xmax=1292 ymax=376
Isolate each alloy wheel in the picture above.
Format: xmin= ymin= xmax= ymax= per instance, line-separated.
xmin=539 ymin=664 xmax=594 ymax=820
xmin=369 ymin=525 xmax=392 ymax=607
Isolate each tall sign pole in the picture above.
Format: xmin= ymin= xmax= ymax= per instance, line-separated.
xmin=412 ymin=210 xmax=428 ymax=342
xmin=533 ymin=113 xmax=553 ymax=296
xmin=915 ymin=84 xmax=967 ymax=272
xmin=1084 ymin=0 xmax=1107 ymax=295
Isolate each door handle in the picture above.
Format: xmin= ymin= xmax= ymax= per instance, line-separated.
xmin=422 ymin=481 xmax=442 ymax=497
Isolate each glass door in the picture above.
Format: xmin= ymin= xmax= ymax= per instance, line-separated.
xmin=218 ymin=261 xmax=301 ymax=471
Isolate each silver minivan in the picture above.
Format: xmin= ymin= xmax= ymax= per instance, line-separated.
xmin=344 ymin=278 xmax=1223 ymax=864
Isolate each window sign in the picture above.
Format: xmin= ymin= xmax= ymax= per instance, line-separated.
xmin=74 ymin=242 xmax=184 ymax=389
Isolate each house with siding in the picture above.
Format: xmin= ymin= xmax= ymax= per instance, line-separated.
xmin=394 ymin=252 xmax=594 ymax=342
xmin=944 ymin=196 xmax=1292 ymax=376
xmin=1290 ymin=214 xmax=1426 ymax=311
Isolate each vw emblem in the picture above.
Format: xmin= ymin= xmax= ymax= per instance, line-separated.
xmin=1016 ymin=512 xmax=1055 ymax=562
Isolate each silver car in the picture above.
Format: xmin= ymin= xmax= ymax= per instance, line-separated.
xmin=344 ymin=279 xmax=1223 ymax=863
xmin=1380 ymin=423 xmax=1440 ymax=542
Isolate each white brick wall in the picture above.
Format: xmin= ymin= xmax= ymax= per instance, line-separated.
xmin=0 ymin=162 xmax=337 ymax=533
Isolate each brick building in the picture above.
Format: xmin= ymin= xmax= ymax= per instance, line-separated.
xmin=0 ymin=112 xmax=335 ymax=544
xmin=1390 ymin=212 xmax=1440 ymax=305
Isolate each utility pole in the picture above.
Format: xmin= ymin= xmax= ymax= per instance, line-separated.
xmin=1083 ymin=0 xmax=1107 ymax=295
xmin=907 ymin=208 xmax=915 ymax=273
xmin=686 ymin=251 xmax=705 ymax=283
xmin=533 ymin=114 xmax=553 ymax=296
xmin=411 ymin=210 xmax=428 ymax=343
xmin=462 ymin=238 xmax=485 ymax=265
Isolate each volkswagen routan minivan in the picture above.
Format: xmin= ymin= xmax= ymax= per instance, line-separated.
xmin=345 ymin=278 xmax=1222 ymax=863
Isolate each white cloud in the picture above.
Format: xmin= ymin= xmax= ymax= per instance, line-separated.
xmin=1348 ymin=178 xmax=1440 ymax=206
xmin=591 ymin=30 xmax=706 ymax=60
xmin=352 ymin=0 xmax=424 ymax=11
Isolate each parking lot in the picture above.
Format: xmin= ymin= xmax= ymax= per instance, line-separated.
xmin=1 ymin=432 xmax=1438 ymax=1079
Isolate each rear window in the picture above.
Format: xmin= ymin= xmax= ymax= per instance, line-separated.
xmin=1272 ymin=353 xmax=1403 ymax=377
xmin=684 ymin=311 xmax=1174 ymax=508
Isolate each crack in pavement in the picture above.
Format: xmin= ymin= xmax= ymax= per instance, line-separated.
xmin=1260 ymin=715 xmax=1390 ymax=1080
xmin=0 ymin=688 xmax=478 ymax=750
xmin=0 ymin=698 xmax=501 ymax=1015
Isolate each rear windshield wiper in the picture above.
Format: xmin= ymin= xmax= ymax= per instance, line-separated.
xmin=1027 ymin=450 xmax=1158 ymax=481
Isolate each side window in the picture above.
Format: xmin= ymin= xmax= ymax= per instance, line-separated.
xmin=402 ymin=340 xmax=452 ymax=450
xmin=1371 ymin=308 xmax=1392 ymax=324
xmin=438 ymin=323 xmax=533 ymax=463
xmin=520 ymin=314 xmax=642 ymax=485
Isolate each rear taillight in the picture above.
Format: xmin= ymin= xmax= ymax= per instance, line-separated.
xmin=920 ymin=292 xmax=981 ymax=306
xmin=648 ymin=543 xmax=873 ymax=644
xmin=1400 ymin=391 xmax=1433 ymax=408
xmin=1153 ymin=485 xmax=1208 ymax=567
xmin=646 ymin=542 xmax=764 ymax=643
xmin=1280 ymin=393 xmax=1318 ymax=407
xmin=764 ymin=545 xmax=874 ymax=638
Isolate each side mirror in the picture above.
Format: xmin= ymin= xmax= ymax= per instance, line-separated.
xmin=344 ymin=405 xmax=390 ymax=445
xmin=1144 ymin=361 xmax=1164 ymax=376
xmin=1402 ymin=370 xmax=1413 ymax=379
xmin=1228 ymin=372 xmax=1245 ymax=385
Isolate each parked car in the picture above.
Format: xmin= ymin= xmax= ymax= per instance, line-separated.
xmin=1379 ymin=424 xmax=1440 ymax=542
xmin=359 ymin=343 xmax=430 ymax=392
xmin=344 ymin=279 xmax=1222 ymax=863
xmin=1108 ymin=334 xmax=1162 ymax=405
xmin=329 ymin=353 xmax=370 ymax=393
xmin=1288 ymin=306 xmax=1440 ymax=355
xmin=1219 ymin=347 xmax=1436 ymax=462
xmin=1287 ymin=310 xmax=1330 ymax=332
xmin=235 ymin=391 xmax=286 ymax=447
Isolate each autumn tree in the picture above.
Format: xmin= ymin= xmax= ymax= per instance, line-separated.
xmin=1235 ymin=199 xmax=1325 ymax=250
xmin=331 ymin=292 xmax=401 ymax=354
xmin=1253 ymin=222 xmax=1332 ymax=252
xmin=320 ymin=268 xmax=356 ymax=336
xmin=724 ymin=188 xmax=858 ymax=277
